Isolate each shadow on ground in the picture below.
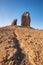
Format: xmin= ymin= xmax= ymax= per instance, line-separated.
xmin=9 ymin=33 xmax=25 ymax=65
xmin=2 ymin=32 xmax=25 ymax=65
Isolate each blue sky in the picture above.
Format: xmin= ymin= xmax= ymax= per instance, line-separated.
xmin=0 ymin=0 xmax=43 ymax=29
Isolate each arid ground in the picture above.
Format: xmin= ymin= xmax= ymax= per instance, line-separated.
xmin=0 ymin=25 xmax=43 ymax=65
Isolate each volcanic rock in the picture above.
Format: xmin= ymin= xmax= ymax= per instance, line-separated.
xmin=21 ymin=12 xmax=30 ymax=26
xmin=11 ymin=19 xmax=17 ymax=26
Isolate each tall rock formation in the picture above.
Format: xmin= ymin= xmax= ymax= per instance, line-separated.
xmin=21 ymin=12 xmax=31 ymax=26
xmin=11 ymin=19 xmax=17 ymax=26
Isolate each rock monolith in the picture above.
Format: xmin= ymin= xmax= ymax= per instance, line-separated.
xmin=21 ymin=12 xmax=31 ymax=26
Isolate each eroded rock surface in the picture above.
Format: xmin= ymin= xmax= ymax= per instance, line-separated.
xmin=11 ymin=19 xmax=17 ymax=26
xmin=21 ymin=12 xmax=30 ymax=26
xmin=0 ymin=26 xmax=43 ymax=65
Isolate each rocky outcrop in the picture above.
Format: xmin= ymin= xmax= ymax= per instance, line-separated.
xmin=11 ymin=19 xmax=17 ymax=26
xmin=11 ymin=12 xmax=31 ymax=27
xmin=21 ymin=12 xmax=31 ymax=26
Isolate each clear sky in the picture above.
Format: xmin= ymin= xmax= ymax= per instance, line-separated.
xmin=0 ymin=0 xmax=43 ymax=29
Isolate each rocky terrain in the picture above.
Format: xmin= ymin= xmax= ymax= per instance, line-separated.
xmin=0 ymin=25 xmax=43 ymax=65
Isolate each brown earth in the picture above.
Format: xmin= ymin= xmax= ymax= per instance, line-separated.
xmin=0 ymin=25 xmax=43 ymax=65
